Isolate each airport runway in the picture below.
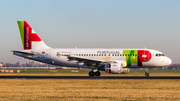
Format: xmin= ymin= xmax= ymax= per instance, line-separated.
xmin=0 ymin=76 xmax=180 ymax=79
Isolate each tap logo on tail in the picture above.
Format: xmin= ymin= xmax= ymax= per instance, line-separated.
xmin=17 ymin=21 xmax=41 ymax=50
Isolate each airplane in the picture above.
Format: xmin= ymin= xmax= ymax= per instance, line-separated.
xmin=13 ymin=21 xmax=172 ymax=77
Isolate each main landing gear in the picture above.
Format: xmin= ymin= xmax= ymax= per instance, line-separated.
xmin=145 ymin=68 xmax=149 ymax=77
xmin=89 ymin=70 xmax=101 ymax=77
xmin=89 ymin=63 xmax=101 ymax=77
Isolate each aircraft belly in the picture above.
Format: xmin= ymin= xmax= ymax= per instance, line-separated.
xmin=52 ymin=56 xmax=77 ymax=67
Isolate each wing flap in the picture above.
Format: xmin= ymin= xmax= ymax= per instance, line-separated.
xmin=66 ymin=55 xmax=112 ymax=66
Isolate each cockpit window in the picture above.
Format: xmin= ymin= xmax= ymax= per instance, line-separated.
xmin=159 ymin=54 xmax=165 ymax=56
xmin=156 ymin=54 xmax=165 ymax=57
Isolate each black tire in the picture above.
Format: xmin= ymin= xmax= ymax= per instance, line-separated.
xmin=145 ymin=73 xmax=149 ymax=77
xmin=95 ymin=71 xmax=101 ymax=76
xmin=89 ymin=71 xmax=94 ymax=77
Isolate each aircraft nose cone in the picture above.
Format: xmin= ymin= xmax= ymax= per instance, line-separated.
xmin=167 ymin=58 xmax=172 ymax=65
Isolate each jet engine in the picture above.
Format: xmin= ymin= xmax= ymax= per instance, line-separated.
xmin=104 ymin=61 xmax=130 ymax=74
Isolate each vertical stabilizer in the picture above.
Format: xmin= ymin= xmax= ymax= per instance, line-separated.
xmin=17 ymin=21 xmax=50 ymax=50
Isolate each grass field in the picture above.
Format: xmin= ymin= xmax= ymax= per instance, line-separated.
xmin=0 ymin=70 xmax=180 ymax=100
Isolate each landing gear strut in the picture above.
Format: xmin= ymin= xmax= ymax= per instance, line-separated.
xmin=145 ymin=68 xmax=149 ymax=77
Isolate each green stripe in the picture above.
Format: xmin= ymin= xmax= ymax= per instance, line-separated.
xmin=17 ymin=21 xmax=24 ymax=48
xmin=123 ymin=50 xmax=138 ymax=66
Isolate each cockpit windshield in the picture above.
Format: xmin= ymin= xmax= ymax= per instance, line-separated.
xmin=156 ymin=54 xmax=165 ymax=57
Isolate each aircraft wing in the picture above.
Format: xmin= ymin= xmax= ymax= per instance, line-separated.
xmin=66 ymin=55 xmax=112 ymax=66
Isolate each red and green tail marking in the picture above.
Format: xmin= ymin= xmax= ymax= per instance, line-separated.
xmin=17 ymin=21 xmax=41 ymax=50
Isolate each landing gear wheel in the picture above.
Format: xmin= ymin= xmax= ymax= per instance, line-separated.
xmin=145 ymin=73 xmax=149 ymax=77
xmin=95 ymin=71 xmax=101 ymax=76
xmin=89 ymin=71 xmax=94 ymax=77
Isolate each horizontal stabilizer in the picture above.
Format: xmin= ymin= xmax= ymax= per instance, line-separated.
xmin=12 ymin=50 xmax=37 ymax=55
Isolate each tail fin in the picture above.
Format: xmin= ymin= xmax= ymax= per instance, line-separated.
xmin=17 ymin=21 xmax=50 ymax=50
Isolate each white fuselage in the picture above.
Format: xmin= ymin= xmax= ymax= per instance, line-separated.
xmin=14 ymin=48 xmax=172 ymax=68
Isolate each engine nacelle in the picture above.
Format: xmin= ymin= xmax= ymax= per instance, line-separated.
xmin=104 ymin=61 xmax=130 ymax=74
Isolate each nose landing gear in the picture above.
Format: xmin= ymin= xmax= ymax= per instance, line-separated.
xmin=145 ymin=68 xmax=149 ymax=77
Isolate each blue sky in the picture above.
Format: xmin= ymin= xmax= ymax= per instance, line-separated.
xmin=0 ymin=0 xmax=180 ymax=63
